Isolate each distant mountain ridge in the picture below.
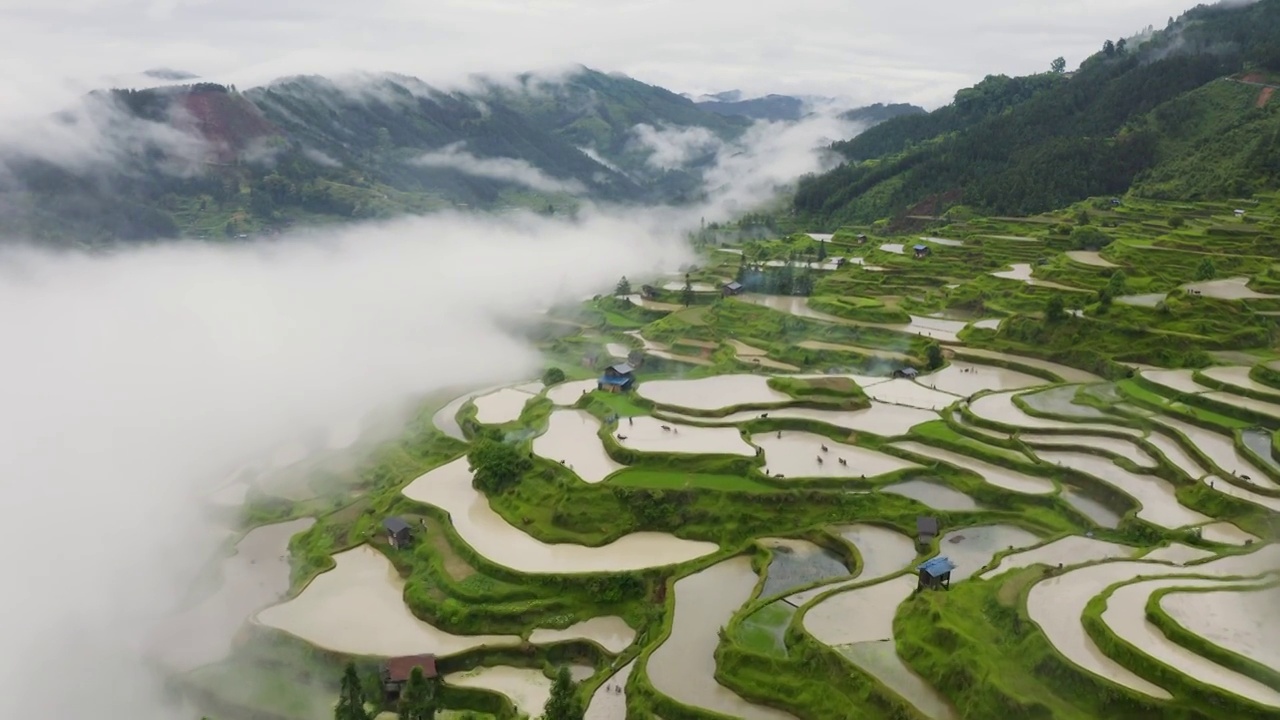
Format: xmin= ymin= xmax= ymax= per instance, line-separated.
xmin=794 ymin=0 xmax=1280 ymax=226
xmin=0 ymin=68 xmax=918 ymax=245
xmin=690 ymin=90 xmax=924 ymax=123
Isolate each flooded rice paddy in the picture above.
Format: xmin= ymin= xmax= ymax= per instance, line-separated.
xmin=662 ymin=402 xmax=939 ymax=437
xmin=533 ymin=410 xmax=623 ymax=483
xmin=1160 ymin=584 xmax=1280 ymax=672
xmin=528 ymin=616 xmax=635 ymax=653
xmin=472 ymin=387 xmax=535 ymax=424
xmin=990 ymin=263 xmax=1080 ymax=291
xmin=979 ymin=535 xmax=1135 ymax=579
xmin=403 ymin=458 xmax=718 ymax=572
xmin=837 ymin=642 xmax=957 ymax=720
xmin=759 ymin=538 xmax=850 ymax=597
xmin=648 ymin=558 xmax=798 ymax=720
xmin=1065 ymin=250 xmax=1117 ymax=267
xmin=969 ymin=391 xmax=1140 ymax=435
xmin=1026 ymin=545 xmax=1280 ymax=699
xmin=256 ymin=545 xmax=518 ymax=656
xmin=1180 ymin=276 xmax=1279 ymax=299
xmin=1060 ymin=487 xmax=1124 ymax=528
xmin=861 ymin=378 xmax=961 ymax=411
xmin=1101 ymin=577 xmax=1280 ymax=708
xmin=1151 ymin=417 xmax=1277 ymax=490
xmin=955 ymin=348 xmax=1102 ymax=383
xmin=1037 ymin=450 xmax=1210 ymax=528
xmin=753 ymin=431 xmax=919 ymax=478
xmin=1143 ymin=543 xmax=1215 ymax=565
xmin=1116 ymin=293 xmax=1167 ymax=307
xmin=638 ymin=374 xmax=792 ymax=410
xmin=881 ymin=479 xmax=980 ymax=511
xmin=1017 ymin=385 xmax=1106 ymax=419
xmin=585 ymin=660 xmax=634 ymax=720
xmin=444 ymin=666 xmax=554 ymax=717
xmin=545 ymin=379 xmax=599 ymax=406
xmin=1195 ymin=521 xmax=1259 ymax=545
xmin=1023 ymin=433 xmax=1156 ymax=467
xmin=153 ymin=518 xmax=314 ymax=672
xmin=935 ymin=525 xmax=1041 ymax=581
xmin=615 ymin=415 xmax=756 ymax=456
xmin=922 ymin=361 xmax=1046 ymax=396
xmin=893 ymin=441 xmax=1056 ymax=494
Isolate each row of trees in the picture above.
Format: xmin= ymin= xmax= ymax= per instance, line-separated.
xmin=334 ymin=662 xmax=583 ymax=720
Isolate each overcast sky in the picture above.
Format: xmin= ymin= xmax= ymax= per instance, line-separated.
xmin=1 ymin=0 xmax=1201 ymax=115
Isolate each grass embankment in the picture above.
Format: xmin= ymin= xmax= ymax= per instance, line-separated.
xmin=894 ymin=569 xmax=1230 ymax=720
xmin=1144 ymin=583 xmax=1280 ymax=691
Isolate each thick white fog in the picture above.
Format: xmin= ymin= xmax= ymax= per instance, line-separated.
xmin=0 ymin=98 xmax=857 ymax=717
xmin=0 ymin=207 xmax=696 ymax=718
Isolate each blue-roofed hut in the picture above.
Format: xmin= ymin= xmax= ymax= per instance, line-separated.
xmin=598 ymin=362 xmax=636 ymax=393
xmin=917 ymin=556 xmax=956 ymax=591
xmin=913 ymin=244 xmax=930 ymax=258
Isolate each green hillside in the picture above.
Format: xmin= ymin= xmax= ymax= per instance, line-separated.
xmin=794 ymin=0 xmax=1280 ymax=227
xmin=0 ymin=69 xmax=756 ymax=245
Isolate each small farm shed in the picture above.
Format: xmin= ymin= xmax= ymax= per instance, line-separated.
xmin=917 ymin=556 xmax=956 ymax=591
xmin=722 ymin=281 xmax=744 ymax=297
xmin=913 ymin=244 xmax=930 ymax=258
xmin=599 ymin=363 xmax=636 ymax=393
xmin=383 ymin=517 xmax=413 ymax=549
xmin=916 ymin=515 xmax=940 ymax=546
xmin=382 ymin=654 xmax=438 ymax=702
xmin=893 ymin=367 xmax=920 ymax=379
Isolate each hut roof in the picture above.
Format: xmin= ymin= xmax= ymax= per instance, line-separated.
xmin=916 ymin=516 xmax=940 ymax=535
xmin=383 ymin=517 xmax=411 ymax=534
xmin=918 ymin=556 xmax=956 ymax=578
xmin=384 ymin=654 xmax=438 ymax=681
xmin=609 ymin=362 xmax=635 ymax=375
xmin=725 ymin=281 xmax=743 ymax=291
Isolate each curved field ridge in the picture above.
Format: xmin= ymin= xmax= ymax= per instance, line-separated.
xmin=1036 ymin=451 xmax=1211 ymax=529
xmin=255 ymin=545 xmax=519 ymax=656
xmin=1160 ymin=584 xmax=1280 ymax=673
xmin=979 ymin=535 xmax=1136 ymax=579
xmin=1100 ymin=577 xmax=1280 ymax=708
xmin=661 ymin=402 xmax=939 ymax=436
xmin=648 ymin=557 xmax=798 ymax=720
xmin=403 ymin=458 xmax=718 ymax=573
xmin=969 ymin=391 xmax=1140 ymax=435
xmin=785 ymin=524 xmax=917 ymax=606
xmin=1026 ymin=545 xmax=1280 ymax=699
xmin=893 ymin=441 xmax=1056 ymax=494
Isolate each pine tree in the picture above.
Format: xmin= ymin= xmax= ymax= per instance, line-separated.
xmin=399 ymin=666 xmax=437 ymax=720
xmin=541 ymin=667 xmax=582 ymax=720
xmin=335 ymin=663 xmax=371 ymax=720
xmin=615 ymin=276 xmax=631 ymax=297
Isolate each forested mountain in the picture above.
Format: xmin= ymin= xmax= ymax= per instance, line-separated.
xmin=692 ymin=92 xmax=925 ymax=124
xmin=0 ymin=68 xmax=768 ymax=244
xmin=794 ymin=0 xmax=1280 ymax=226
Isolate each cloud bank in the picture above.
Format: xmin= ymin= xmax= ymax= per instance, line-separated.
xmin=411 ymin=142 xmax=587 ymax=194
xmin=0 ymin=206 xmax=693 ymax=720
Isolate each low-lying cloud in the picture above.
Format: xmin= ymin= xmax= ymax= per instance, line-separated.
xmin=0 ymin=205 xmax=693 ymax=720
xmin=411 ymin=141 xmax=587 ymax=194
xmin=0 ymin=92 xmax=861 ymax=719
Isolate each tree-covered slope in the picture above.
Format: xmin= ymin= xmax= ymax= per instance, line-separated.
xmin=0 ymin=68 xmax=759 ymax=244
xmin=794 ymin=0 xmax=1280 ymax=226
